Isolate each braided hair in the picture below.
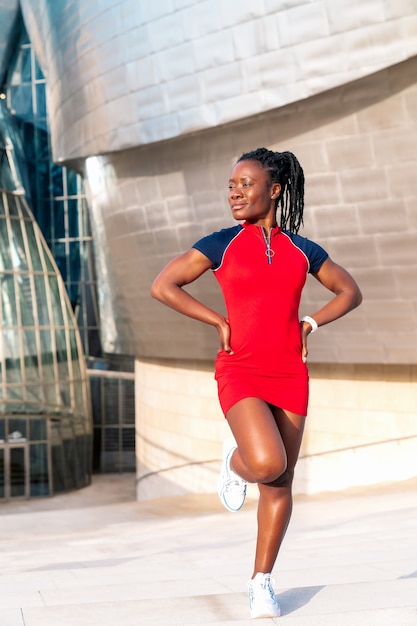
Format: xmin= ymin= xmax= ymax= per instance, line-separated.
xmin=237 ymin=147 xmax=305 ymax=233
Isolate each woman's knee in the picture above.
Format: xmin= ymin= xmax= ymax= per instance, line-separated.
xmin=249 ymin=452 xmax=287 ymax=484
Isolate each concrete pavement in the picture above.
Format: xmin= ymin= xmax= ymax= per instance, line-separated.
xmin=1 ymin=473 xmax=416 ymax=625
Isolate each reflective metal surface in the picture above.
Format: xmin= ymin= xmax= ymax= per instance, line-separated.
xmin=20 ymin=0 xmax=417 ymax=160
xmin=0 ymin=0 xmax=20 ymax=84
xmin=12 ymin=1 xmax=417 ymax=364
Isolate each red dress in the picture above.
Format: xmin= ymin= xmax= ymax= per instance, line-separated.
xmin=192 ymin=221 xmax=328 ymax=416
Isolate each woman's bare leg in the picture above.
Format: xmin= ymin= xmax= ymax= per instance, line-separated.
xmin=226 ymin=398 xmax=306 ymax=576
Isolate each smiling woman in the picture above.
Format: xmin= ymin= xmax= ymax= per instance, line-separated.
xmin=228 ymin=149 xmax=304 ymax=234
xmin=228 ymin=161 xmax=281 ymax=224
xmin=150 ymin=146 xmax=362 ymax=619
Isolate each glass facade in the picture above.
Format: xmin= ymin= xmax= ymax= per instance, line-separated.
xmin=0 ymin=17 xmax=136 ymax=497
xmin=0 ymin=187 xmax=92 ymax=499
xmin=3 ymin=25 xmax=102 ymax=360
xmin=0 ymin=20 xmax=96 ymax=500
xmin=90 ymin=371 xmax=135 ymax=473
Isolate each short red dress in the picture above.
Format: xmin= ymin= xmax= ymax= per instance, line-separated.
xmin=192 ymin=221 xmax=328 ymax=417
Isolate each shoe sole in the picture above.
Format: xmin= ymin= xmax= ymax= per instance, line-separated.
xmin=218 ymin=440 xmax=245 ymax=513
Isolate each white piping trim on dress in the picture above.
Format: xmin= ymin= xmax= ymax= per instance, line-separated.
xmin=280 ymin=231 xmax=311 ymax=274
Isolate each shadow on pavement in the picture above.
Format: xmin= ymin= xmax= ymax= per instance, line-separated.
xmin=279 ymin=584 xmax=324 ymax=616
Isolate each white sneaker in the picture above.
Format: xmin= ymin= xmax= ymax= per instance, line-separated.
xmin=218 ymin=437 xmax=247 ymax=512
xmin=247 ymin=573 xmax=281 ymax=619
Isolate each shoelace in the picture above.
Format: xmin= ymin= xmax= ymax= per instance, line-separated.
xmin=249 ymin=575 xmax=277 ymax=601
xmin=261 ymin=575 xmax=276 ymax=600
xmin=225 ymin=476 xmax=246 ymax=494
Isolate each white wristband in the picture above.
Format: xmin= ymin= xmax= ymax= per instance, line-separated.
xmin=300 ymin=315 xmax=318 ymax=333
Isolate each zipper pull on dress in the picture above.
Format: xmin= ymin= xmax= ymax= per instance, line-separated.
xmin=261 ymin=228 xmax=275 ymax=265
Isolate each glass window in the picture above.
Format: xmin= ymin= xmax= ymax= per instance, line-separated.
xmin=0 ymin=220 xmax=12 ymax=271
xmin=52 ymin=244 xmax=67 ymax=282
xmin=10 ymin=447 xmax=26 ymax=497
xmin=58 ymin=383 xmax=71 ymax=406
xmin=34 ymin=275 xmax=49 ymax=326
xmin=11 ymin=47 xmax=32 ymax=84
xmin=5 ymin=384 xmax=24 ymax=402
xmin=3 ymin=327 xmax=19 ymax=357
xmin=77 ymin=433 xmax=92 ymax=483
xmin=66 ymin=168 xmax=80 ymax=196
xmin=68 ymin=199 xmax=79 ymax=238
xmin=24 ymin=222 xmax=43 ymax=271
xmin=35 ymin=83 xmax=47 ymax=119
xmin=0 ymin=152 xmax=16 ymax=191
xmin=90 ymin=378 xmax=102 ymax=426
xmin=104 ymin=379 xmax=119 ymax=425
xmin=30 ymin=443 xmax=49 ymax=496
xmin=9 ymin=84 xmax=33 ymax=120
xmin=74 ymin=381 xmax=86 ymax=419
xmin=10 ymin=222 xmax=29 ymax=271
xmin=39 ymin=328 xmax=53 ymax=363
xmin=37 ymin=199 xmax=52 ymax=240
xmin=29 ymin=418 xmax=47 ymax=441
xmin=122 ymin=428 xmax=135 ymax=450
xmin=41 ymin=244 xmax=55 ymax=273
xmin=26 ymin=383 xmax=44 ymax=405
xmin=51 ymin=443 xmax=65 ymax=493
xmin=51 ymin=165 xmax=64 ymax=197
xmin=4 ymin=357 xmax=22 ymax=386
xmin=55 ymin=328 xmax=68 ymax=363
xmin=104 ymin=428 xmax=119 ymax=451
xmin=21 ymin=122 xmax=35 ymax=161
xmin=68 ymin=241 xmax=80 ymax=284
xmin=17 ymin=275 xmax=35 ymax=326
xmin=8 ymin=418 xmax=27 ymax=441
xmin=53 ymin=200 xmax=65 ymax=237
xmin=122 ymin=380 xmax=135 ymax=423
xmin=7 ymin=195 xmax=20 ymax=218
xmin=66 ymin=281 xmax=79 ymax=308
xmin=34 ymin=58 xmax=44 ymax=81
xmin=23 ymin=329 xmax=38 ymax=382
xmin=0 ymin=448 xmax=4 ymax=498
xmin=43 ymin=381 xmax=58 ymax=406
xmin=63 ymin=437 xmax=76 ymax=490
xmin=69 ymin=329 xmax=80 ymax=362
xmin=1 ymin=275 xmax=17 ymax=326
xmin=48 ymin=275 xmax=64 ymax=326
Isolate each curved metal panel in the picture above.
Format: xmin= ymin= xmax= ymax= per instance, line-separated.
xmin=0 ymin=0 xmax=20 ymax=85
xmin=19 ymin=0 xmax=417 ymax=160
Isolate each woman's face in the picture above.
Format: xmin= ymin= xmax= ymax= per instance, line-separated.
xmin=228 ymin=160 xmax=281 ymax=226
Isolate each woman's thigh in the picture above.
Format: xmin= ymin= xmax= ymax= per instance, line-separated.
xmin=270 ymin=405 xmax=306 ymax=471
xmin=226 ymin=397 xmax=305 ymax=478
xmin=226 ymin=397 xmax=287 ymax=477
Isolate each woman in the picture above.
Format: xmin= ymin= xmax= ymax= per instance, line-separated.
xmin=151 ymin=147 xmax=362 ymax=619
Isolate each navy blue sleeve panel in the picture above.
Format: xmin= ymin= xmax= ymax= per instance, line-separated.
xmin=284 ymin=232 xmax=329 ymax=273
xmin=192 ymin=225 xmax=242 ymax=269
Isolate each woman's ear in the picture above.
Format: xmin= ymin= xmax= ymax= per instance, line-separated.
xmin=271 ymin=183 xmax=281 ymax=199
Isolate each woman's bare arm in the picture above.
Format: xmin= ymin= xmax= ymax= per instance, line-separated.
xmin=151 ymin=248 xmax=233 ymax=352
xmin=300 ymin=257 xmax=362 ymax=361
